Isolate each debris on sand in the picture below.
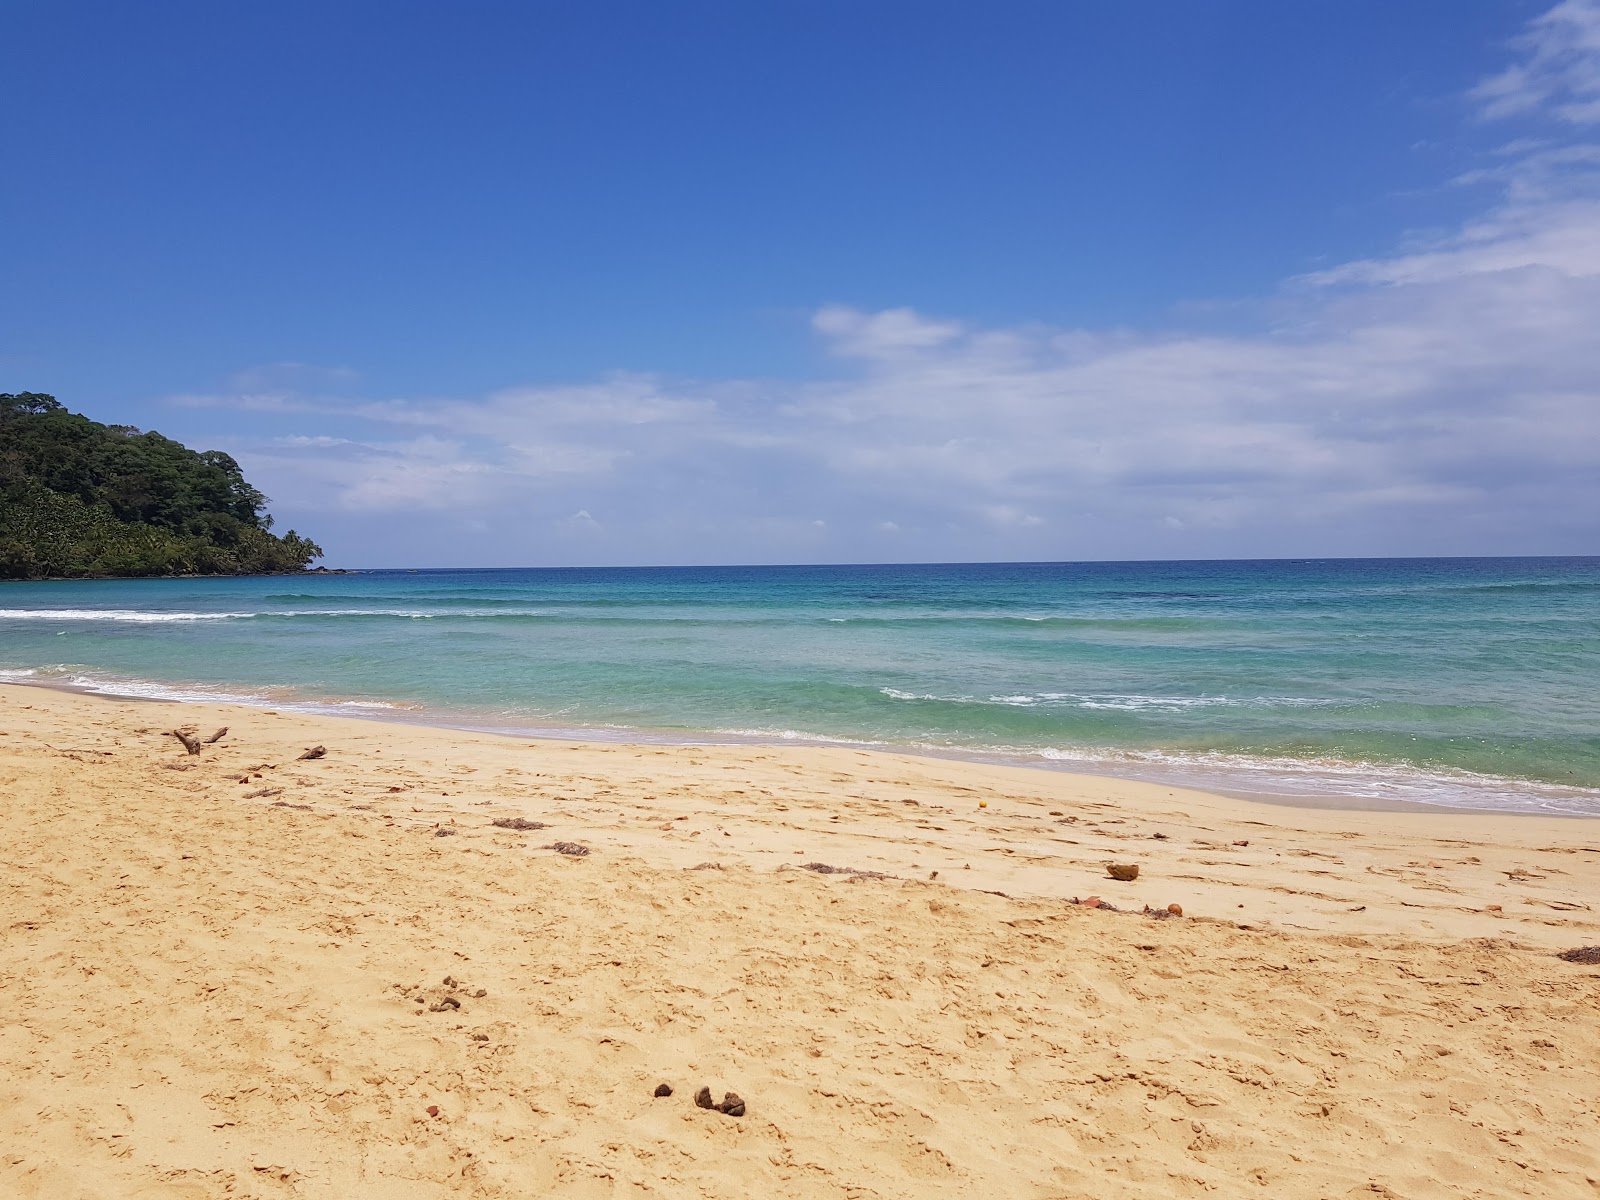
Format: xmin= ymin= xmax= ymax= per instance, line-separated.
xmin=395 ymin=977 xmax=484 ymax=1013
xmin=433 ymin=826 xmax=456 ymax=837
xmin=271 ymin=799 xmax=313 ymax=811
xmin=1557 ymin=946 xmax=1600 ymax=964
xmin=243 ymin=786 xmax=283 ymax=799
xmin=795 ymin=862 xmax=890 ymax=880
xmin=1106 ymin=863 xmax=1140 ymax=881
xmin=171 ymin=729 xmax=202 ymax=756
xmin=491 ymin=817 xmax=548 ymax=831
xmin=718 ymin=1092 xmax=746 ymax=1117
xmin=297 ymin=745 xmax=326 ymax=761
xmin=545 ymin=841 xmax=590 ymax=856
xmin=694 ymin=1086 xmax=715 ymax=1109
xmin=654 ymin=1083 xmax=673 ymax=1097
xmin=203 ymin=727 xmax=229 ymax=744
xmin=1072 ymin=895 xmax=1119 ymax=911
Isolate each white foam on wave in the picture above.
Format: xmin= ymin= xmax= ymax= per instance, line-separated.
xmin=0 ymin=608 xmax=255 ymax=623
xmin=877 ymin=686 xmax=1344 ymax=712
xmin=2 ymin=666 xmax=414 ymax=715
xmin=1023 ymin=743 xmax=1600 ymax=815
xmin=0 ymin=606 xmax=564 ymax=623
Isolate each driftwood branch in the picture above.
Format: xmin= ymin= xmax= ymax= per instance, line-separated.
xmin=297 ymin=745 xmax=326 ymax=761
xmin=171 ymin=729 xmax=202 ymax=756
xmin=203 ymin=727 xmax=229 ymax=744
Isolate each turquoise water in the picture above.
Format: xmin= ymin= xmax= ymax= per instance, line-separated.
xmin=2 ymin=558 xmax=1597 ymax=814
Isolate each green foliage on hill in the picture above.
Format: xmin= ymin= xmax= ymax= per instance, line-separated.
xmin=0 ymin=391 xmax=323 ymax=579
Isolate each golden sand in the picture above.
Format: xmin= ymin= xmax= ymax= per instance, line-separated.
xmin=2 ymin=682 xmax=1598 ymax=1198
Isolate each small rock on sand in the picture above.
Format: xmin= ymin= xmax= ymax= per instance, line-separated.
xmin=1106 ymin=863 xmax=1140 ymax=882
xmin=654 ymin=1083 xmax=673 ymax=1097
xmin=718 ymin=1092 xmax=746 ymax=1117
xmin=694 ymin=1086 xmax=715 ymax=1109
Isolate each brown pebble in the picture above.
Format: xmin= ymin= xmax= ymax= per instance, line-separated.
xmin=694 ymin=1086 xmax=715 ymax=1109
xmin=1106 ymin=863 xmax=1140 ymax=882
xmin=1167 ymin=903 xmax=1183 ymax=917
xmin=654 ymin=1083 xmax=673 ymax=1097
xmin=718 ymin=1092 xmax=746 ymax=1117
xmin=425 ymin=1105 xmax=439 ymax=1117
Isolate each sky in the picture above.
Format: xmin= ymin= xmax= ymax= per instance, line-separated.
xmin=3 ymin=0 xmax=1599 ymax=567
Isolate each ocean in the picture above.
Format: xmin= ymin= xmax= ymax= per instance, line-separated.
xmin=2 ymin=557 xmax=1597 ymax=814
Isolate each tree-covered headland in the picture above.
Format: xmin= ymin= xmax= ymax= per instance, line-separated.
xmin=0 ymin=391 xmax=323 ymax=579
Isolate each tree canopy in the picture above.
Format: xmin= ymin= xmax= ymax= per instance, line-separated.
xmin=0 ymin=392 xmax=323 ymax=579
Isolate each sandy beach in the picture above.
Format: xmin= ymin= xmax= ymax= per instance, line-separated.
xmin=3 ymin=681 xmax=1598 ymax=1198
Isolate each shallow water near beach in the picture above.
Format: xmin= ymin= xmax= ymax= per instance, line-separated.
xmin=2 ymin=557 xmax=1597 ymax=814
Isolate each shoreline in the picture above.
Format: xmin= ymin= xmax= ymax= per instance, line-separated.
xmin=4 ymin=679 xmax=1597 ymax=941
xmin=3 ymin=673 xmax=1586 ymax=820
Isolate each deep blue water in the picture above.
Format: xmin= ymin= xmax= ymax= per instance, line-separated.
xmin=2 ymin=557 xmax=1598 ymax=813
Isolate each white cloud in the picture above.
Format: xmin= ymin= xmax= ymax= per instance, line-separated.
xmin=1473 ymin=0 xmax=1600 ymax=125
xmin=812 ymin=306 xmax=963 ymax=358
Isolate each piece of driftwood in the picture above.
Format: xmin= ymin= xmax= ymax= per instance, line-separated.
xmin=204 ymin=727 xmax=229 ymax=744
xmin=171 ymin=729 xmax=202 ymax=756
xmin=297 ymin=745 xmax=326 ymax=761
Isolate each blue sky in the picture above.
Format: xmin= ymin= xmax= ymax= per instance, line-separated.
xmin=4 ymin=1 xmax=1598 ymax=566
